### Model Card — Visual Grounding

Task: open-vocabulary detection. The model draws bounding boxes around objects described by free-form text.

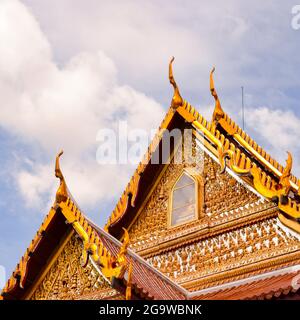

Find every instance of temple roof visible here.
[3,185,299,300]
[1,154,186,300]
[2,58,300,300]
[91,222,186,299]
[105,58,300,237]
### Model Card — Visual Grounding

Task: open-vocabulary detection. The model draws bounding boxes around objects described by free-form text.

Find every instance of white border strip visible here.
[276,218,300,241]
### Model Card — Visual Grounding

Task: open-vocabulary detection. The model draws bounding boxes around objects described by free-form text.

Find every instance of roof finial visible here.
[210,67,225,124]
[169,57,183,109]
[55,150,68,203]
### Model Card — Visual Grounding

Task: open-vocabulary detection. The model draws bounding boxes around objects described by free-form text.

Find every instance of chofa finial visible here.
[210,67,224,124]
[169,57,183,109]
[55,150,68,203]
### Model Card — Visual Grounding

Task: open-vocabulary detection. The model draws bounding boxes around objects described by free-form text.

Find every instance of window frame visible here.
[168,168,204,228]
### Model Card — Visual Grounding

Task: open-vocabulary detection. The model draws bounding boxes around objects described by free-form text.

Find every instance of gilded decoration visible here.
[2,152,132,297]
[55,152,130,281]
[105,61,300,236]
[30,235,110,300]
[169,57,183,109]
[146,217,300,289]
[128,137,261,251]
[3,61,300,301]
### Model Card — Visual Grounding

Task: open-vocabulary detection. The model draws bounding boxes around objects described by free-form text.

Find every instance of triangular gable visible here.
[127,142,277,257]
[105,58,300,238]
[28,232,113,300]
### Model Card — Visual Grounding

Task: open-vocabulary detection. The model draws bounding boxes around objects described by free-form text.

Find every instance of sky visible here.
[0,0,300,283]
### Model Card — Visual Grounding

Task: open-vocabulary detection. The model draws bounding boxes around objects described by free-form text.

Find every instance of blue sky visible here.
[0,0,300,281]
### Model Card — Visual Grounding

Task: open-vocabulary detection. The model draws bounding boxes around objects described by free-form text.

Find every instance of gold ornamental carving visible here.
[128,139,260,249]
[30,235,110,300]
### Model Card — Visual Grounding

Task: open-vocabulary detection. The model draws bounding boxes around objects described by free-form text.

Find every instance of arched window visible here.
[169,170,203,227]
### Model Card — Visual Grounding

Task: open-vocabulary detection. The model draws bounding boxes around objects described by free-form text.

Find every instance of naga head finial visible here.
[120,227,130,253]
[284,151,293,175]
[116,228,130,265]
[279,151,293,196]
[55,150,68,203]
[210,67,224,124]
[169,56,183,109]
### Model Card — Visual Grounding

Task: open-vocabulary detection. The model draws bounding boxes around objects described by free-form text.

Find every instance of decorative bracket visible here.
[278,151,292,196]
[250,152,293,201]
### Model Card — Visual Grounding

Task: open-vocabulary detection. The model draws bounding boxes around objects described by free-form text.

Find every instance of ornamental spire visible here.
[169,57,183,109]
[55,150,68,203]
[210,67,225,124]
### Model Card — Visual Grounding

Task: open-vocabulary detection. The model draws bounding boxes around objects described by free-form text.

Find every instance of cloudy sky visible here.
[0,0,300,281]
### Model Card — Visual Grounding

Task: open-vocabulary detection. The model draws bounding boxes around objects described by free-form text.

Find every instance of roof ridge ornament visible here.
[169,57,183,109]
[117,228,130,266]
[210,67,225,124]
[60,199,130,280]
[278,151,292,196]
[249,152,293,204]
[55,150,68,203]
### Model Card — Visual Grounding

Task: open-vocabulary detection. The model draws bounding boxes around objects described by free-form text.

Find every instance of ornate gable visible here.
[29,233,112,300]
[128,138,270,256]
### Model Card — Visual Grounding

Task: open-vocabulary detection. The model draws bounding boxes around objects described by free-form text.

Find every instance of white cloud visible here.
[247,106,300,175]
[0,0,164,213]
[17,164,54,209]
[247,107,300,150]
[20,0,300,99]
[1,0,300,216]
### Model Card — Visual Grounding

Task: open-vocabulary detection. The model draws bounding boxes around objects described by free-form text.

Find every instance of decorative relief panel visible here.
[30,234,110,300]
[146,217,300,287]
[128,140,261,250]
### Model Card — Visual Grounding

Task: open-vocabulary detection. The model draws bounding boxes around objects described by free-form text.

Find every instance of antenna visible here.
[241,86,245,130]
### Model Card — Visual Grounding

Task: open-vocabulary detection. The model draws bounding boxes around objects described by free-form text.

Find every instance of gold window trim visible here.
[168,168,204,228]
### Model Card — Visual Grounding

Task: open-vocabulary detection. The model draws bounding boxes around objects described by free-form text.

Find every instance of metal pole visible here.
[241,86,245,130]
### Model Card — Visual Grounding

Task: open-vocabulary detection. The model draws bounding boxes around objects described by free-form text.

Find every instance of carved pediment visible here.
[128,138,272,254]
[29,234,111,300]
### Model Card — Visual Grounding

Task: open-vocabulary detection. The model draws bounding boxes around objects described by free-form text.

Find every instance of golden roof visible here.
[2,58,300,299]
[105,57,300,235]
